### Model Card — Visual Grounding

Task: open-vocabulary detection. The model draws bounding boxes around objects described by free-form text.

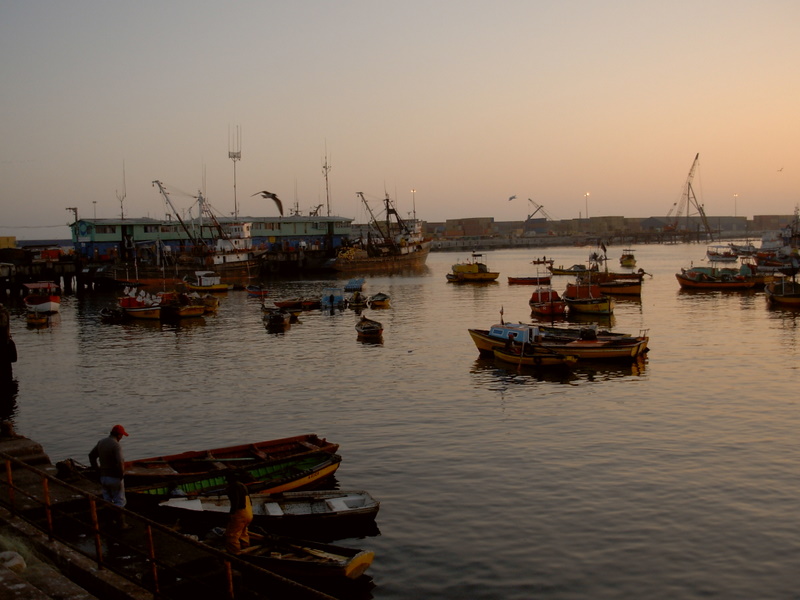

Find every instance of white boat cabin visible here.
[488,322,542,344]
[193,271,222,286]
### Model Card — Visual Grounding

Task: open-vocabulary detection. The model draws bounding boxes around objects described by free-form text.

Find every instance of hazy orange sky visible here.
[2,2,798,239]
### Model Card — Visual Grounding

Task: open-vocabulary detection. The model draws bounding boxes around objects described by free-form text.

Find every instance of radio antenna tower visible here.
[229,125,242,220]
[116,162,127,219]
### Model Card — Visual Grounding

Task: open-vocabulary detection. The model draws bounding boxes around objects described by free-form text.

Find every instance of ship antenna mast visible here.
[322,142,332,217]
[228,125,242,220]
[116,161,127,220]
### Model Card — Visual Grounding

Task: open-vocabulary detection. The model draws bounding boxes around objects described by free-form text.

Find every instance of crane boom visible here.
[665,153,713,239]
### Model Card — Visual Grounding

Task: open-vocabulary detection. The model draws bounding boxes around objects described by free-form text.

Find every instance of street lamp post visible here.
[410,188,416,221]
[733,194,738,218]
[584,192,590,230]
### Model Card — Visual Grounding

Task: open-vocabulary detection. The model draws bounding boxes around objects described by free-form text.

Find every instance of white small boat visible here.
[23,282,61,313]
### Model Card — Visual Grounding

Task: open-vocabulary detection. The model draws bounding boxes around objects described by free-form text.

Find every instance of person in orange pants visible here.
[224,472,253,554]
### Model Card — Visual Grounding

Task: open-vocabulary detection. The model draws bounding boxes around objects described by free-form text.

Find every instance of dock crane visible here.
[664,153,714,240]
[526,198,553,221]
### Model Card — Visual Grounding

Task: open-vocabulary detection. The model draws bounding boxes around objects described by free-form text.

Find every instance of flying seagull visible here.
[252,190,283,216]
[508,195,517,201]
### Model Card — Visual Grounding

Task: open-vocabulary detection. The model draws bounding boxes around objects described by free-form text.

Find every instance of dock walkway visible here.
[0,433,338,600]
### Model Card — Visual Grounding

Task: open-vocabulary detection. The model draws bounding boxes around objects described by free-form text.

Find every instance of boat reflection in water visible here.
[470,355,647,387]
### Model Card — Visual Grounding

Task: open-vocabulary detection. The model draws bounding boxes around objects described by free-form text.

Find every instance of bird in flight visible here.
[778,167,784,172]
[252,190,283,216]
[508,195,517,201]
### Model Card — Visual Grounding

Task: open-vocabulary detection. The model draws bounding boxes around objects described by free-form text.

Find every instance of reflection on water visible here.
[6,244,800,600]
[471,354,648,387]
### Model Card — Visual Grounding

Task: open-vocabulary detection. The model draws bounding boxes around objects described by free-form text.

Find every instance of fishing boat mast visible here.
[229,125,242,221]
[152,180,206,249]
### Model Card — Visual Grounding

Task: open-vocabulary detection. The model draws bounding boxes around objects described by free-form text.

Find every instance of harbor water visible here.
[3,243,800,599]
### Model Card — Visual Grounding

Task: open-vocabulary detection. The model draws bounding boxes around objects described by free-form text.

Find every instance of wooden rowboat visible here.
[127,452,342,499]
[124,434,339,482]
[241,531,374,580]
[245,284,270,298]
[355,316,383,338]
[468,322,649,361]
[159,489,380,533]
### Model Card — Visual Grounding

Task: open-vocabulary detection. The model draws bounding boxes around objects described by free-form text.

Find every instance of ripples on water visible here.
[5,243,800,599]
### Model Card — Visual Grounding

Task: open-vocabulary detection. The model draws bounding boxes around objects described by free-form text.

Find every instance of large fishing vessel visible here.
[325,192,430,272]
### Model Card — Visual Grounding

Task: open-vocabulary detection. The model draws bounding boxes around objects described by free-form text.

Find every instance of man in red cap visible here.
[89,424,130,528]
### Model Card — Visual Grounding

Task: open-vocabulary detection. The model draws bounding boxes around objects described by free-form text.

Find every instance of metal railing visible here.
[0,452,335,600]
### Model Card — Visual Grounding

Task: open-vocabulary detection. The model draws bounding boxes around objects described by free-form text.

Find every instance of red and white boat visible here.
[23,282,61,313]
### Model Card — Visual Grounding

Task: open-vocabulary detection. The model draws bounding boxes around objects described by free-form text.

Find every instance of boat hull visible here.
[24,298,60,313]
[563,296,615,314]
[446,272,500,282]
[597,281,642,296]
[508,276,552,285]
[765,280,800,305]
[493,347,578,367]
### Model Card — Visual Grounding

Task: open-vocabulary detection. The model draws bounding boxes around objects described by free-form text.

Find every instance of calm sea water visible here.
[4,243,800,600]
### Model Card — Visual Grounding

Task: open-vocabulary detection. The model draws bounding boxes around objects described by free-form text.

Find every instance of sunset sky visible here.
[2,1,799,240]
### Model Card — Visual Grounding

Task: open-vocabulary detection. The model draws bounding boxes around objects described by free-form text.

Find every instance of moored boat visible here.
[675,267,756,290]
[23,282,61,313]
[158,291,206,320]
[529,286,567,317]
[326,192,430,272]
[531,256,555,266]
[468,321,649,361]
[182,271,231,292]
[343,278,365,292]
[706,245,739,263]
[447,253,500,282]
[262,307,292,330]
[355,316,383,338]
[729,241,756,257]
[348,290,368,308]
[597,279,642,296]
[127,451,342,499]
[619,249,636,268]
[562,283,615,315]
[765,278,800,306]
[367,292,391,308]
[245,284,270,298]
[239,531,375,580]
[118,294,161,320]
[273,298,305,310]
[548,264,595,276]
[320,287,346,309]
[159,489,380,533]
[123,434,339,483]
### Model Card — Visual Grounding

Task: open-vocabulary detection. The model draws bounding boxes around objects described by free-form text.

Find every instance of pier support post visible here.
[0,304,15,382]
